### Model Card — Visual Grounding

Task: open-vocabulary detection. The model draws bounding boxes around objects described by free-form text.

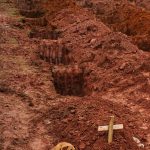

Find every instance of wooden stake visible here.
[108,116,114,144]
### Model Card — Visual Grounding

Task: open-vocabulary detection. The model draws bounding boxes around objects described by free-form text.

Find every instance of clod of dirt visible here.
[0,84,14,94]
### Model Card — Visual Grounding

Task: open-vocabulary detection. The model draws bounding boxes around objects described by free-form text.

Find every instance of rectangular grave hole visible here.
[16,0,40,10]
[19,9,45,18]
[21,17,48,27]
[29,26,61,40]
[52,66,85,96]
[39,40,73,65]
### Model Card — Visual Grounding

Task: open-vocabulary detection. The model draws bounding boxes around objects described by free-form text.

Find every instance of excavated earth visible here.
[76,0,150,52]
[0,0,150,150]
[133,0,150,10]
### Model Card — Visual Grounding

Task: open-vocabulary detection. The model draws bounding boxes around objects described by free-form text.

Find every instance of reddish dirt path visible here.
[0,0,150,150]
[0,1,56,149]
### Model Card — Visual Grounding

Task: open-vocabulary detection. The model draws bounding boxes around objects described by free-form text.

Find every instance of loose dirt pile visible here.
[133,0,150,10]
[0,0,150,150]
[76,0,150,51]
[42,97,142,150]
[40,1,150,97]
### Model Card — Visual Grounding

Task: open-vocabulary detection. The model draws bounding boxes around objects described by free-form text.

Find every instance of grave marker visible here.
[98,116,123,143]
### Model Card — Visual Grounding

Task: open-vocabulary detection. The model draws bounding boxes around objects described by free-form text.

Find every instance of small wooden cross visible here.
[98,116,123,144]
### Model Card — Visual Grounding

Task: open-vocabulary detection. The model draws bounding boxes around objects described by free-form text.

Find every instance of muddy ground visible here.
[0,0,150,150]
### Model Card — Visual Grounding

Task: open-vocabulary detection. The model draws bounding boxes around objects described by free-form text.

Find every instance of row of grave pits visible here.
[39,39,86,96]
[19,0,86,97]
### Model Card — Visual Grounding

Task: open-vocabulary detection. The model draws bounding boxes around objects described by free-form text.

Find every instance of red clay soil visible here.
[76,0,150,51]
[0,0,150,150]
[133,0,150,10]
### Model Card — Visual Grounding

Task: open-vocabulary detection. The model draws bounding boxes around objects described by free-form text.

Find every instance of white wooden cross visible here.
[98,116,124,144]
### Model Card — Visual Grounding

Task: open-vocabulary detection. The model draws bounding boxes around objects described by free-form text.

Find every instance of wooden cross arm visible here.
[98,124,123,132]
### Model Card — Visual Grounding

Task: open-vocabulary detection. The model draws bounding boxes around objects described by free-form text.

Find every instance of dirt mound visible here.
[46,6,149,96]
[76,0,150,51]
[40,97,142,150]
[134,0,150,10]
[41,0,76,15]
